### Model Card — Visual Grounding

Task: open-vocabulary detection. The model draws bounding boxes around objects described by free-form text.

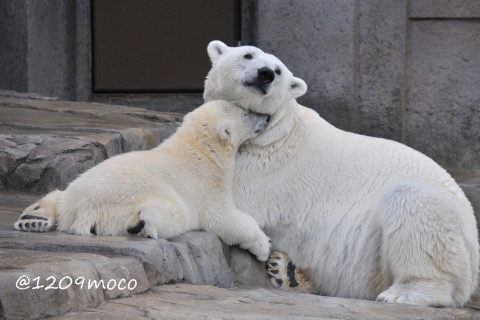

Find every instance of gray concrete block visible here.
[409,0,480,18]
[0,0,28,92]
[26,0,75,99]
[461,183,480,229]
[256,0,357,131]
[405,20,480,178]
[357,0,407,141]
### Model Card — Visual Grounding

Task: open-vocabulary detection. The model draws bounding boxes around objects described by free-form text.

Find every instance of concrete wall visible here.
[0,0,90,101]
[254,0,480,180]
[0,0,478,180]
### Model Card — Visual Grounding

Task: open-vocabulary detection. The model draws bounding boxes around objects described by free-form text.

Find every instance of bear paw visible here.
[240,232,271,262]
[14,214,53,232]
[376,283,454,307]
[14,200,57,232]
[126,211,158,239]
[267,251,313,293]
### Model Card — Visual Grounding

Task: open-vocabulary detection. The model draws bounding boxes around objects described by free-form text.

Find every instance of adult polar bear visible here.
[204,40,479,307]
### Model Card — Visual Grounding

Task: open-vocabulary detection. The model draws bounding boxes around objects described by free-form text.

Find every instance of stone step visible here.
[51,284,480,320]
[0,90,182,193]
[0,191,270,320]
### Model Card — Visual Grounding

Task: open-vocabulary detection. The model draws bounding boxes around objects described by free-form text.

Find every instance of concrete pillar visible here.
[0,0,90,100]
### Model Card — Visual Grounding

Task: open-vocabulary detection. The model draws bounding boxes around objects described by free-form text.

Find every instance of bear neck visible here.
[242,100,299,150]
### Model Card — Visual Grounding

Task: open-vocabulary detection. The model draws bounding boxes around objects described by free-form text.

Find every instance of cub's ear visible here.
[216,121,233,141]
[207,40,230,64]
[290,76,308,98]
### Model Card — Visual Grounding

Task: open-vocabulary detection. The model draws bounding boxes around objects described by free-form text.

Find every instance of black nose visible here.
[257,67,275,84]
[266,115,271,123]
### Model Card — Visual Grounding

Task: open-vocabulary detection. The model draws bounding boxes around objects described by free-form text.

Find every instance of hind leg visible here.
[267,251,314,293]
[126,196,192,239]
[14,190,62,232]
[375,180,478,307]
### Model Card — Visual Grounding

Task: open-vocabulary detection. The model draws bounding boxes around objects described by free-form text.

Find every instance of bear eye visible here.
[275,68,282,75]
[243,53,253,60]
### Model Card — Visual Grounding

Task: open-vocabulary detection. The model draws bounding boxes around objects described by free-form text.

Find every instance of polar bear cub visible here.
[204,40,479,307]
[14,100,271,261]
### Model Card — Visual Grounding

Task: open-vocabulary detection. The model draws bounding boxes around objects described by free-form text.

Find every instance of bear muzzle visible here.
[244,67,275,95]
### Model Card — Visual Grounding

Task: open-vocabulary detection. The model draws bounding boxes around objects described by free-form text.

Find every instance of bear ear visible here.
[289,76,308,98]
[216,121,233,141]
[207,40,230,64]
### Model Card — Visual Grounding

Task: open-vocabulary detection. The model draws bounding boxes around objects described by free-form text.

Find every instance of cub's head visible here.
[204,40,307,117]
[183,100,270,152]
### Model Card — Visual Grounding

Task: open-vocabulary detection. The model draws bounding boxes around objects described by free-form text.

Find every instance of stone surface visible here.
[0,190,270,319]
[462,183,480,225]
[257,0,357,132]
[357,0,406,141]
[52,284,480,320]
[0,0,91,100]
[405,19,480,178]
[0,0,28,93]
[91,93,203,114]
[0,93,181,192]
[254,0,480,182]
[409,0,480,18]
[0,249,150,320]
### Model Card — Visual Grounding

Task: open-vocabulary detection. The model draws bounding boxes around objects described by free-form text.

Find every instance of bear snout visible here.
[244,67,275,95]
[257,67,275,84]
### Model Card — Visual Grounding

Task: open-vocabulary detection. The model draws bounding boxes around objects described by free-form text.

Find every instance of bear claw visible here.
[14,217,51,232]
[127,220,146,235]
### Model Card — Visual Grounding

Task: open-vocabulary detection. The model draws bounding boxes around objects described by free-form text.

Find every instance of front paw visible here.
[14,202,55,232]
[126,211,158,239]
[241,232,271,261]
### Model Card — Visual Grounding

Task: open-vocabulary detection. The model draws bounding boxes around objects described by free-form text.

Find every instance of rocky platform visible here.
[1,91,480,319]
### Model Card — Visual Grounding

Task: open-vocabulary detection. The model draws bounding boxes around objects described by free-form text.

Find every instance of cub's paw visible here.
[267,251,313,293]
[14,203,55,232]
[126,211,158,239]
[241,232,271,261]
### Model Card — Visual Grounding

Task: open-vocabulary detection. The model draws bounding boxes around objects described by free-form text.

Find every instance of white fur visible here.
[204,41,479,306]
[14,100,271,261]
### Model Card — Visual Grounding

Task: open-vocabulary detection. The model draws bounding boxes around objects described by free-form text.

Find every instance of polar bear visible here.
[204,40,479,306]
[14,100,272,261]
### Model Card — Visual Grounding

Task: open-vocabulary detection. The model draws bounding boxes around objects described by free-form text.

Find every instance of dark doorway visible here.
[92,0,240,93]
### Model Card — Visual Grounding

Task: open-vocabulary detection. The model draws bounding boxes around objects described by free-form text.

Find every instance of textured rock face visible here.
[0,93,181,192]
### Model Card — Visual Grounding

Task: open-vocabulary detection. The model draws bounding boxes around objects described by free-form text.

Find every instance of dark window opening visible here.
[92,0,241,93]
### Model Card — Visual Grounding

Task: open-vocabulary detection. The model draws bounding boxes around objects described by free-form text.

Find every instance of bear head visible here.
[183,100,270,152]
[204,40,307,118]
